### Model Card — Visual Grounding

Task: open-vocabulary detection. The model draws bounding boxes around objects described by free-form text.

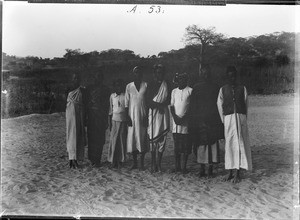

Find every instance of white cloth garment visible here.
[125,81,148,153]
[109,92,127,122]
[217,86,252,170]
[66,87,86,160]
[170,86,193,134]
[148,80,170,142]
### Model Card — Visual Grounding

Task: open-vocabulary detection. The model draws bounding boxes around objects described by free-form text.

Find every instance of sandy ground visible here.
[1,94,298,219]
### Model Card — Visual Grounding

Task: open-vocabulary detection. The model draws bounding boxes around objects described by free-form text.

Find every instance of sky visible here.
[3,2,300,59]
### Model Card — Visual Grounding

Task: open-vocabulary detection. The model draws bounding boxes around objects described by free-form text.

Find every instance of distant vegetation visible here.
[2,26,298,118]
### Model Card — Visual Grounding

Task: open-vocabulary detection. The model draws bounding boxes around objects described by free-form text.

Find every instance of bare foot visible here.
[231,175,241,184]
[157,166,162,173]
[69,160,78,169]
[231,170,241,184]
[224,173,233,181]
[130,163,138,170]
[199,171,206,178]
[175,167,181,173]
[199,164,206,177]
[182,168,189,174]
[74,160,79,169]
[151,165,159,173]
[139,165,146,171]
[92,162,101,168]
[117,162,121,170]
[207,166,213,178]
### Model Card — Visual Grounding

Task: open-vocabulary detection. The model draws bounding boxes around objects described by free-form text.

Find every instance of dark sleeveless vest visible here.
[221,84,247,116]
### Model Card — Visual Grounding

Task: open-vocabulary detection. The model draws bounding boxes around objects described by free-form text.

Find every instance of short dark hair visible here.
[153,64,165,72]
[200,64,212,81]
[226,66,237,74]
[72,72,82,81]
[113,78,124,87]
[113,78,125,92]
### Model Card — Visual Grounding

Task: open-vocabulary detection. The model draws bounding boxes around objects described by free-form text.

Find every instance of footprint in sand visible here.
[249,184,256,190]
[105,188,115,197]
[102,189,116,201]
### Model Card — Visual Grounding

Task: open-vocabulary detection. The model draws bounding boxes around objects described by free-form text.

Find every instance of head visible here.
[176,73,188,89]
[226,66,237,85]
[71,73,81,88]
[132,66,143,82]
[94,72,104,85]
[199,65,211,82]
[153,64,165,83]
[114,79,125,95]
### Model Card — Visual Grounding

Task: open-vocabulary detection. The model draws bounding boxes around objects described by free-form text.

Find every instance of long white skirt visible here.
[224,113,252,170]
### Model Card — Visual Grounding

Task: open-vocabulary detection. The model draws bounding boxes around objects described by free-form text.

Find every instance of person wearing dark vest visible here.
[86,71,111,167]
[217,66,252,183]
[189,65,224,177]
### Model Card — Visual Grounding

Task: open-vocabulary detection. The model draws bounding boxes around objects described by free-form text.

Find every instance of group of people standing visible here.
[66,64,252,183]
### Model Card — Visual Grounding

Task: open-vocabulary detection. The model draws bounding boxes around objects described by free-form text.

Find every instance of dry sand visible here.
[1,94,298,219]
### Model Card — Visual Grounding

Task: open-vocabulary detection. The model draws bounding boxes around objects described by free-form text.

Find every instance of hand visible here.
[127,117,133,127]
[158,106,165,114]
[104,120,109,130]
[174,115,182,125]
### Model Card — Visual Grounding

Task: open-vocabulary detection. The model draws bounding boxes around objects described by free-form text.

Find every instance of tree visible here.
[63,49,84,67]
[183,25,225,73]
[275,54,290,66]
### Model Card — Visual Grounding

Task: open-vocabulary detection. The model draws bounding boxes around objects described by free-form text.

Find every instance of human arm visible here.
[82,87,88,127]
[124,84,132,127]
[170,89,181,125]
[108,94,113,131]
[244,86,248,117]
[217,88,224,123]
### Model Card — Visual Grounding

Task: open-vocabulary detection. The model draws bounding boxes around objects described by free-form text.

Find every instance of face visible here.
[115,82,122,94]
[133,68,142,81]
[227,71,237,84]
[72,74,80,88]
[199,68,208,80]
[154,67,164,82]
[177,76,187,88]
[94,73,103,85]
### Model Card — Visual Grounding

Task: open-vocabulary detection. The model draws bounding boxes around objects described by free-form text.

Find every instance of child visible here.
[217,66,252,183]
[66,73,87,169]
[107,79,127,169]
[170,73,193,174]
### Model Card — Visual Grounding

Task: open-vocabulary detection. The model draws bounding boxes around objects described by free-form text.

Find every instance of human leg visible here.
[130,151,138,170]
[157,151,163,172]
[151,150,157,173]
[231,169,241,183]
[224,169,234,181]
[182,153,189,174]
[140,152,146,171]
[199,164,205,177]
[208,164,213,177]
[173,133,181,172]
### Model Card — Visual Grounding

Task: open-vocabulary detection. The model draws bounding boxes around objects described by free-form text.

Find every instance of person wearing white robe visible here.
[217,66,252,183]
[66,73,86,169]
[147,64,170,173]
[125,66,148,170]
